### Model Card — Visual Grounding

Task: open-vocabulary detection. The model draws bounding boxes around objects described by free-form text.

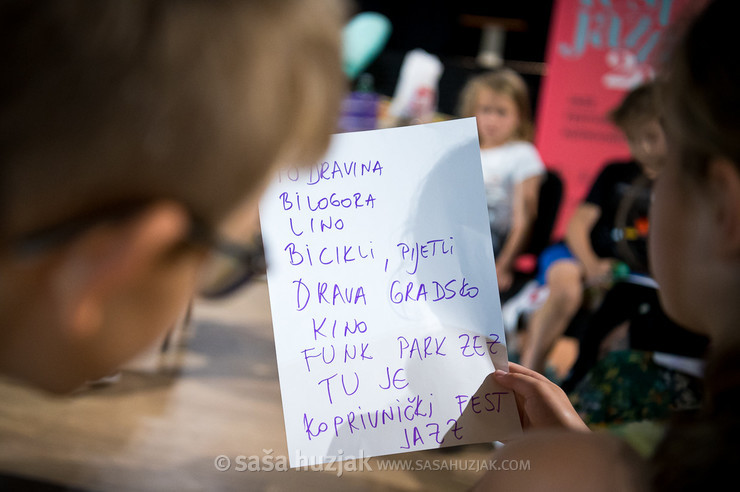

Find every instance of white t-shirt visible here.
[480,141,545,250]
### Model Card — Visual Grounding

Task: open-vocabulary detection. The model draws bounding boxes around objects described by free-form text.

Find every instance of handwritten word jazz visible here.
[400,421,451,449]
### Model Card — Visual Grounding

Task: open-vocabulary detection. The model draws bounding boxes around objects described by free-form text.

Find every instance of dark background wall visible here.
[354,0,555,116]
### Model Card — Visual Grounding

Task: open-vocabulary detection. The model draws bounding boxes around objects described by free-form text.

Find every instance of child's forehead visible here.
[622,117,662,136]
[477,86,513,102]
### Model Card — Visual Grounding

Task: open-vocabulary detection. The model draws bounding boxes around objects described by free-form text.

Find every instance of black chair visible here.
[500,169,563,303]
[525,169,563,259]
[561,278,710,393]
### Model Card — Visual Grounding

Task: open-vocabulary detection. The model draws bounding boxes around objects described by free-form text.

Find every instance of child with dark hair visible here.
[520,81,669,374]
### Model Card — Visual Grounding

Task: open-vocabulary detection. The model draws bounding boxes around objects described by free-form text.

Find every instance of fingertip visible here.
[493,370,518,391]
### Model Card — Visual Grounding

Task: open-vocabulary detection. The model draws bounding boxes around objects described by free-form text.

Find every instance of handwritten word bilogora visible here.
[263,121,519,460]
[277,160,382,240]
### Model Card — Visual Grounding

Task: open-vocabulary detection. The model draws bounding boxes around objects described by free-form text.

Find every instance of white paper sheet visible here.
[259,118,522,467]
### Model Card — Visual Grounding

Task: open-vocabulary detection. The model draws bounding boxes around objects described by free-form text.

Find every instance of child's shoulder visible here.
[473,430,649,492]
[505,140,538,152]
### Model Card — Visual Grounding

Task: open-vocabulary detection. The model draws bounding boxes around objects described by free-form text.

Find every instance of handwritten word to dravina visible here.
[259,119,522,467]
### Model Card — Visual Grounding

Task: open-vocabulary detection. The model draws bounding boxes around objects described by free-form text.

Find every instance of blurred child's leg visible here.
[521,259,583,374]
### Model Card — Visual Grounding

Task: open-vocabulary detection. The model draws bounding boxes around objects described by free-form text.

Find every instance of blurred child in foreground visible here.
[0,0,345,393]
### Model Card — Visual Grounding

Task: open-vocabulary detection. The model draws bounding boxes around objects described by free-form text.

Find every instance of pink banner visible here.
[534,0,702,238]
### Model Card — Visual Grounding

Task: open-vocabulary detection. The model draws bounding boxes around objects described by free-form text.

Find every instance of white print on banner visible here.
[558,0,676,90]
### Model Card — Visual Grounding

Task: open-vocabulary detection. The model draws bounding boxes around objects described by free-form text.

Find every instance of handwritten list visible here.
[259,118,522,467]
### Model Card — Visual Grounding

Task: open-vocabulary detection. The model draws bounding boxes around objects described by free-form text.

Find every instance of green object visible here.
[342,12,392,79]
[612,261,630,281]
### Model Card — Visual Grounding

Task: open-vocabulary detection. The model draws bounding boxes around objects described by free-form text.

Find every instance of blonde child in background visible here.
[458,69,545,293]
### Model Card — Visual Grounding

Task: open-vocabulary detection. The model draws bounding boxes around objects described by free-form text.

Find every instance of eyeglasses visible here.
[9,205,265,299]
[190,222,266,299]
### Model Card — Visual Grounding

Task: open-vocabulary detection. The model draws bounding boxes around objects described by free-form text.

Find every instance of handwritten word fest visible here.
[259,118,522,467]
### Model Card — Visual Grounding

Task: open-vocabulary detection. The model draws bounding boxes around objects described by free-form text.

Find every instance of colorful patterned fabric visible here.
[569,350,703,426]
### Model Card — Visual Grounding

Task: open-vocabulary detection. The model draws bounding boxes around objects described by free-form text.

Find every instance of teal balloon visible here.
[343,12,392,79]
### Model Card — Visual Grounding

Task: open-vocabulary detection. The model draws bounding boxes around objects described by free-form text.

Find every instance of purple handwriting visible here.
[459,333,501,357]
[279,191,376,213]
[396,237,454,275]
[288,216,344,236]
[389,277,479,304]
[278,160,383,185]
[293,279,367,311]
[398,336,447,360]
[284,242,374,267]
[302,394,433,441]
[455,392,508,415]
[301,343,373,372]
[310,317,368,341]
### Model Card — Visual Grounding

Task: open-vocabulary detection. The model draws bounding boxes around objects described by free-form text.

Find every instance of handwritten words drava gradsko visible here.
[263,119,516,462]
[269,156,499,451]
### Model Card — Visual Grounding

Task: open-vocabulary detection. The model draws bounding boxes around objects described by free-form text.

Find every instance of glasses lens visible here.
[196,237,265,299]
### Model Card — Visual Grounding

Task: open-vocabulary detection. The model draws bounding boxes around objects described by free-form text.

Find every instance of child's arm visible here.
[495,174,541,291]
[565,203,614,285]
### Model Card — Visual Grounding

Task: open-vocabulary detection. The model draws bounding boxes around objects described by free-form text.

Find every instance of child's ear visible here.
[707,157,740,257]
[49,202,191,340]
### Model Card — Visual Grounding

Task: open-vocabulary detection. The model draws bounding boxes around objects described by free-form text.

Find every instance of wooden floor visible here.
[0,280,498,491]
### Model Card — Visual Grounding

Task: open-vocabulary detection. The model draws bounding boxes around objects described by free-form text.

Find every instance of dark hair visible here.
[609,82,660,131]
[0,0,345,242]
[651,1,740,489]
[659,0,740,180]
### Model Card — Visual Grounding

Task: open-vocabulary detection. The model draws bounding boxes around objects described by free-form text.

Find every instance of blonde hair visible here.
[0,0,346,240]
[457,68,534,142]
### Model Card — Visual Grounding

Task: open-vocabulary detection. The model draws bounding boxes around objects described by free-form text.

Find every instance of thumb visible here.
[493,370,542,399]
